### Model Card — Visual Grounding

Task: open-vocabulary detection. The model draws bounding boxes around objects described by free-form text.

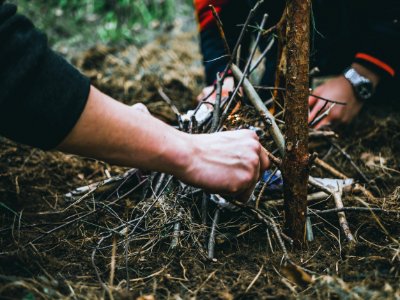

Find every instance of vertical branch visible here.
[282,0,310,246]
[211,73,222,132]
[273,14,287,114]
[208,208,220,260]
[209,5,231,57]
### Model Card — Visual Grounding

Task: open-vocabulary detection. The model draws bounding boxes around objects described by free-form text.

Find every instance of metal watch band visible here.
[343,67,374,101]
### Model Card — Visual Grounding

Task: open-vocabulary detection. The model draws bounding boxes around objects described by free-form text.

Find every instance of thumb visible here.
[308,94,318,107]
[260,147,271,172]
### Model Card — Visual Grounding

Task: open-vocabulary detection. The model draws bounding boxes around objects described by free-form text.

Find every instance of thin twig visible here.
[231,64,285,155]
[264,191,330,206]
[309,93,347,105]
[232,200,291,259]
[171,209,183,249]
[220,14,269,126]
[263,148,282,166]
[201,193,209,225]
[209,5,231,57]
[310,207,399,215]
[208,209,220,260]
[245,264,264,293]
[308,177,355,242]
[255,168,278,209]
[331,141,369,183]
[249,36,275,75]
[314,157,348,179]
[158,88,181,116]
[211,73,223,132]
[309,103,336,127]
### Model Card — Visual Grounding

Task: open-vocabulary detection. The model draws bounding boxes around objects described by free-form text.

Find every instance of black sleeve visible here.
[352,0,400,79]
[0,3,90,150]
[195,1,285,85]
[195,1,251,85]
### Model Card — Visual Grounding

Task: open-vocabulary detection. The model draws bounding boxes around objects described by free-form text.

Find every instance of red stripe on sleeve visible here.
[194,0,229,30]
[355,53,395,77]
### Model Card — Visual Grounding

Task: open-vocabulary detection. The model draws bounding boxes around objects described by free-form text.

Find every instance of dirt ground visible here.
[1,25,400,300]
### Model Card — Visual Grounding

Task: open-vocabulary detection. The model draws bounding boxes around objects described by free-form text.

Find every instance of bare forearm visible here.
[57,86,269,200]
[57,86,190,174]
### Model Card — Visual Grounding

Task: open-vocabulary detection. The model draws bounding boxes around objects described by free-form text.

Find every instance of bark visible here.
[282,0,310,247]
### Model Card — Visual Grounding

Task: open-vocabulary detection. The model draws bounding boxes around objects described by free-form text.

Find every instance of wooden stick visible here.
[231,64,285,155]
[314,158,348,179]
[201,193,209,225]
[209,5,231,57]
[263,148,282,166]
[283,0,311,246]
[158,87,181,116]
[171,210,182,249]
[232,200,292,259]
[310,207,399,215]
[309,130,338,139]
[208,209,220,260]
[211,73,222,132]
[249,37,275,75]
[219,14,270,129]
[313,158,376,201]
[263,191,330,206]
[308,177,355,242]
[333,188,355,242]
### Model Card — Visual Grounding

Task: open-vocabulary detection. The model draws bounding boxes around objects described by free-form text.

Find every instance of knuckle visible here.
[241,172,254,186]
[250,131,259,140]
[253,142,261,154]
[228,183,240,194]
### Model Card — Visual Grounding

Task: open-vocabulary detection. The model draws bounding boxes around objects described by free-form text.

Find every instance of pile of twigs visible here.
[22,0,397,293]
[57,4,398,282]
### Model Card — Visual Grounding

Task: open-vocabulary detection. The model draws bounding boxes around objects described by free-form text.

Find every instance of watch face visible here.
[356,82,373,100]
[344,68,374,101]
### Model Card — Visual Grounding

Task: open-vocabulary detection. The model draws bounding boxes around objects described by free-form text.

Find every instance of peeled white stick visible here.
[231,64,285,155]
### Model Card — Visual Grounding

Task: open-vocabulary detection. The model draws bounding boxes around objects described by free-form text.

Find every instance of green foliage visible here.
[14,0,193,45]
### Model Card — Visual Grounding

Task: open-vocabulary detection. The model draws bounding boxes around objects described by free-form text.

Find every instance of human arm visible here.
[58,86,270,199]
[0,3,269,200]
[308,63,380,128]
[308,1,399,128]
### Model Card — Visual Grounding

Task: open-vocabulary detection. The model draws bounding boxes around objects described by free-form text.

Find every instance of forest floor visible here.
[1,6,400,300]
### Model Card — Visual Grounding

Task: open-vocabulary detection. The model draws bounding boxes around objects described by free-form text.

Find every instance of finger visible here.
[308,100,326,123]
[308,95,318,107]
[238,156,261,203]
[198,86,215,103]
[237,175,258,203]
[197,91,205,102]
[131,103,150,114]
[221,87,231,98]
[260,147,271,172]
[314,117,330,129]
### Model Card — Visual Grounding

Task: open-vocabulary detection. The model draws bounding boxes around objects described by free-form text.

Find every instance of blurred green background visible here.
[8,0,194,50]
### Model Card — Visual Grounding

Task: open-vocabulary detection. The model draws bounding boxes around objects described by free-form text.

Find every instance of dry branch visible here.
[308,176,355,242]
[231,64,285,154]
[282,0,310,246]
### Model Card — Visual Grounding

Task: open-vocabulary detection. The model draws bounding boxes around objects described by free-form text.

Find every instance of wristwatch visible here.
[343,67,374,101]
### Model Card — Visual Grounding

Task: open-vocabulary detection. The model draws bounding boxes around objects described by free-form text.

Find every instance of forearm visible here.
[57,86,190,175]
[57,86,269,199]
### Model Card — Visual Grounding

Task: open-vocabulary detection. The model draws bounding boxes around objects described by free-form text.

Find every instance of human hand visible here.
[177,130,270,202]
[197,76,235,104]
[308,76,363,128]
[131,102,150,114]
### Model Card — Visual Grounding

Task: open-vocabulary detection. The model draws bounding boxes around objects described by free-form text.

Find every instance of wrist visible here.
[160,130,195,179]
[343,64,379,102]
[351,63,380,89]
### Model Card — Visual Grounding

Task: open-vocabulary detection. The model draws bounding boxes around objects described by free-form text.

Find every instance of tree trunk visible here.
[282,0,310,247]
